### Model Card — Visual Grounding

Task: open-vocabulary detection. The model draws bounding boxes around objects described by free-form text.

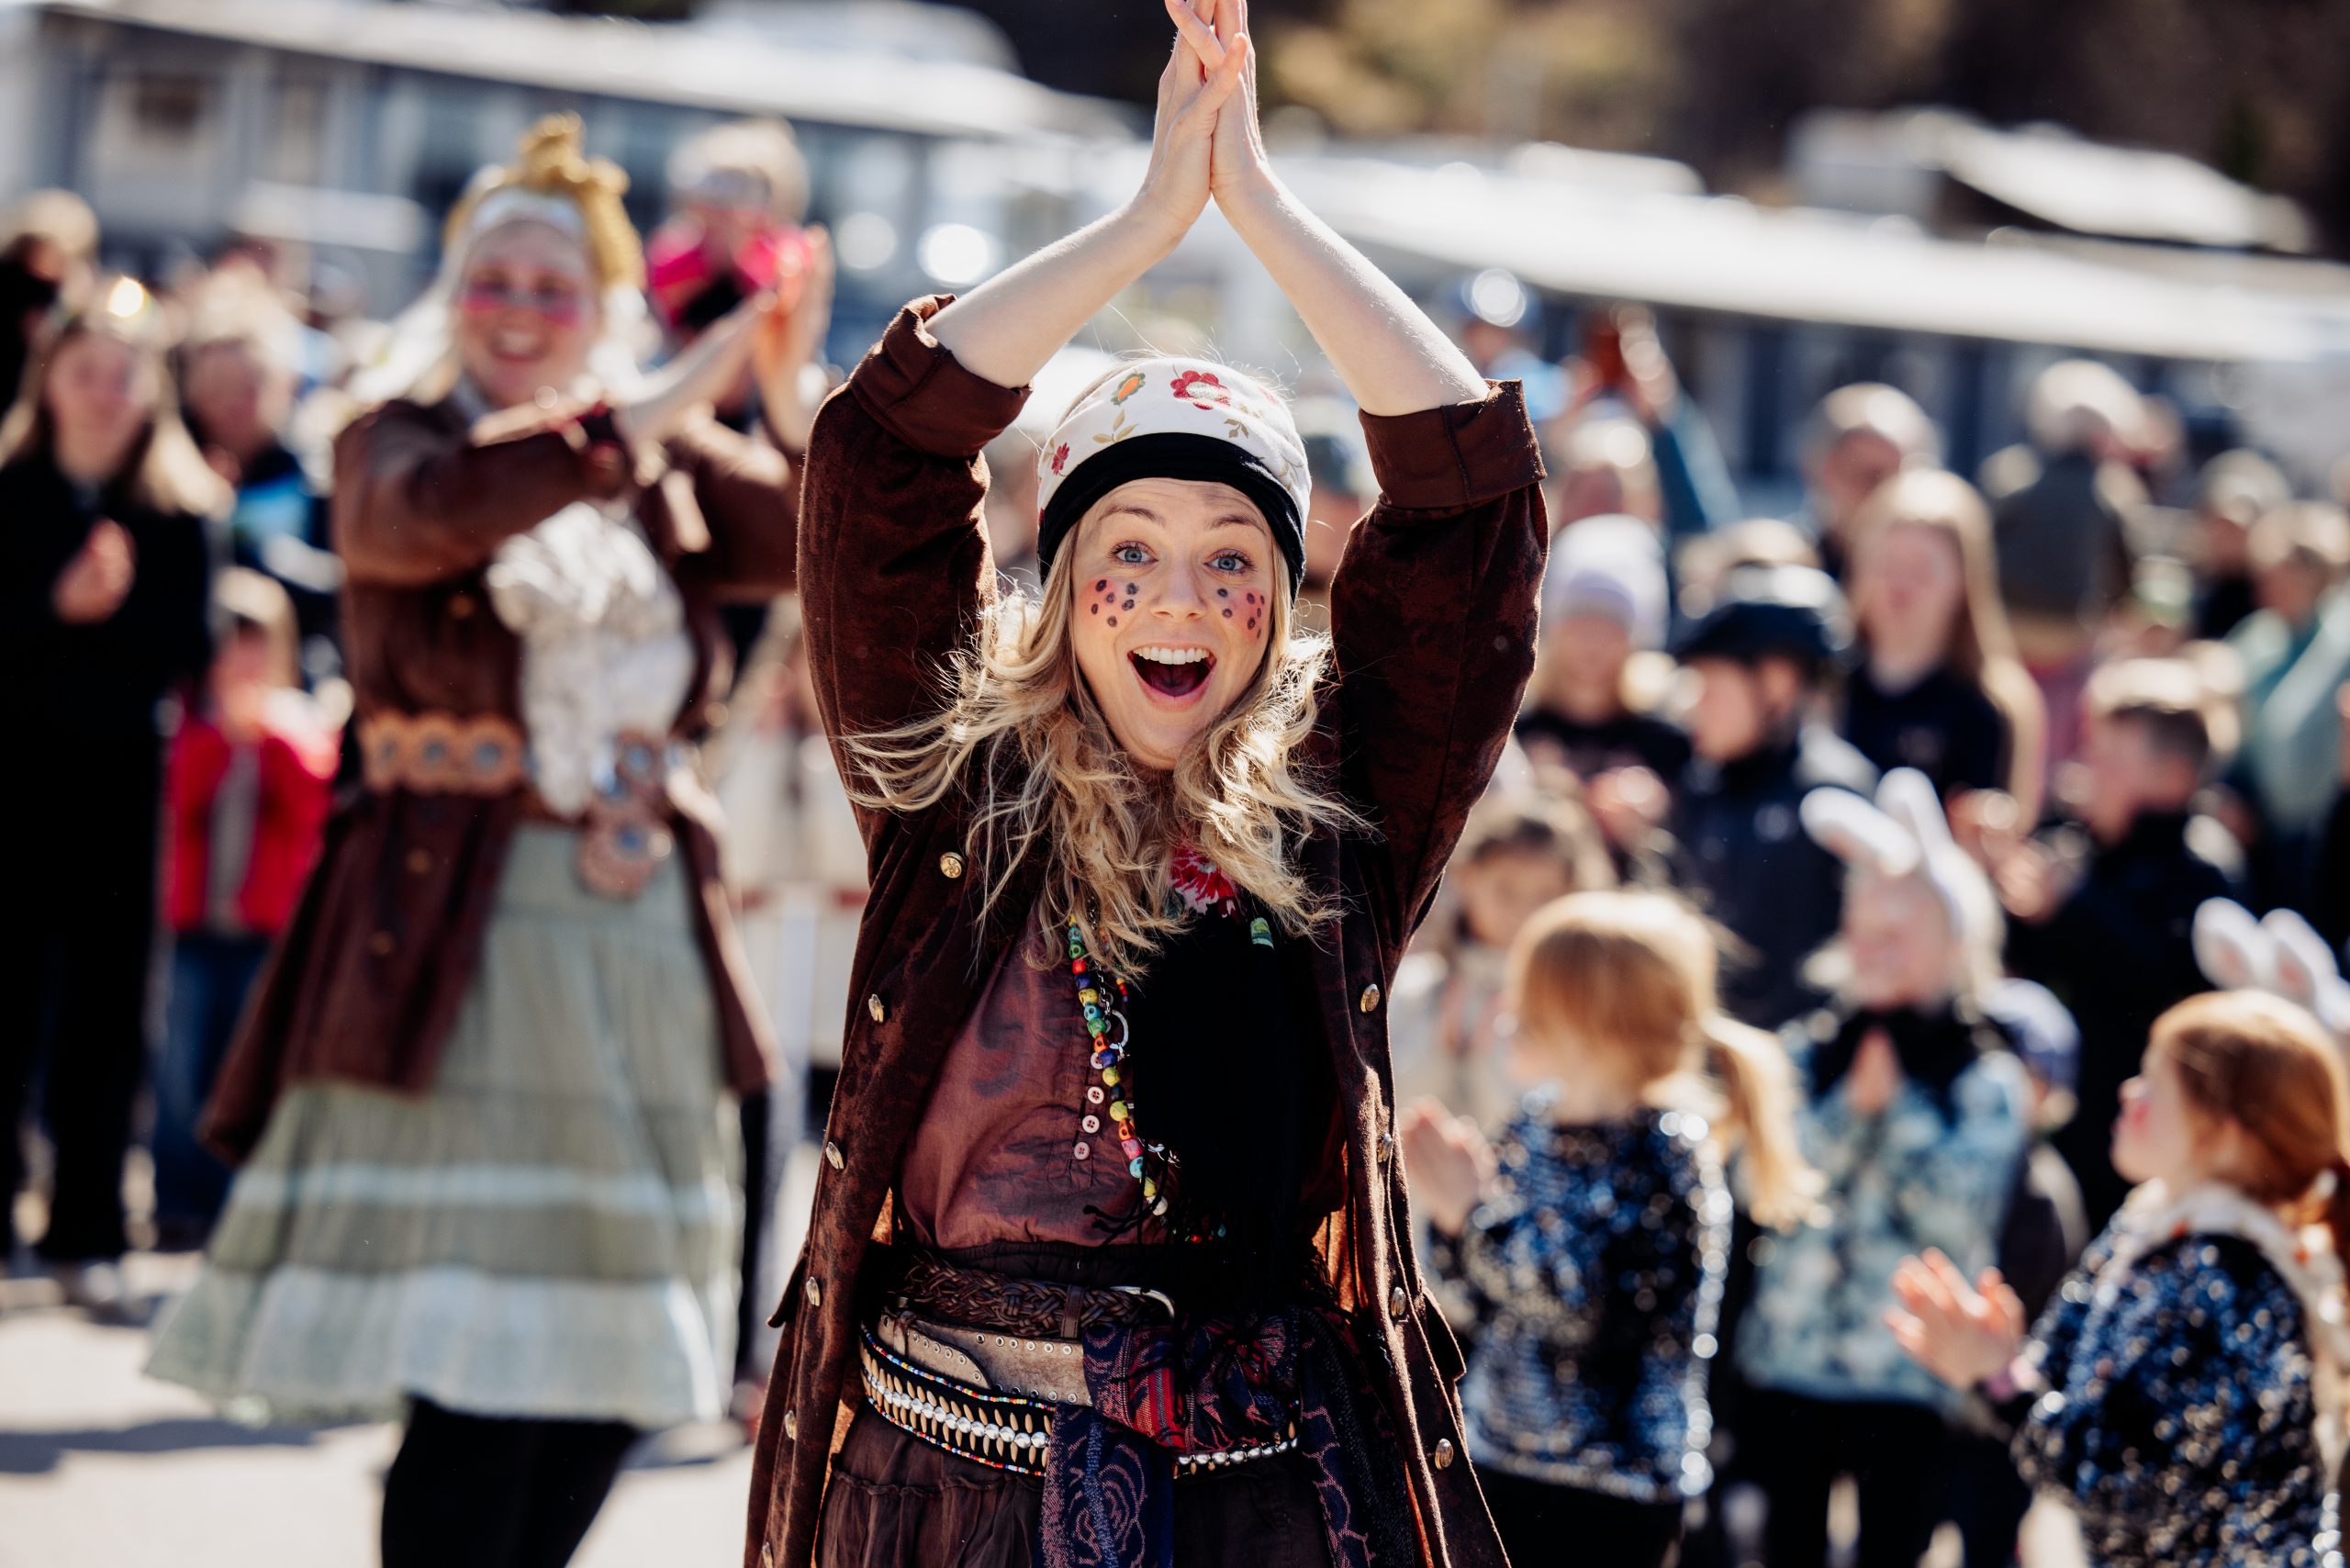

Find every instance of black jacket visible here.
[1668,723,1876,1028]
[0,454,216,741]
[2008,812,2235,1226]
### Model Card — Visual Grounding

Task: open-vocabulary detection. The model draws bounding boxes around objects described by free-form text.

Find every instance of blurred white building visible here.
[0,0,1127,347]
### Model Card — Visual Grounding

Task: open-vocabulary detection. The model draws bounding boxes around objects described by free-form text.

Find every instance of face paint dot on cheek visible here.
[1222,609,1233,619]
[1107,617,1117,627]
[1091,604,1100,614]
[1216,588,1229,599]
[1096,580,1107,591]
[1125,584,1137,596]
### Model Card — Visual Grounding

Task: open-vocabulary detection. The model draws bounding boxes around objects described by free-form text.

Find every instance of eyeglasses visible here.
[457,280,587,323]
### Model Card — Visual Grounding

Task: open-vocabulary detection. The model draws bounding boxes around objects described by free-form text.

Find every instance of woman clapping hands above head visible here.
[749,5,1546,1566]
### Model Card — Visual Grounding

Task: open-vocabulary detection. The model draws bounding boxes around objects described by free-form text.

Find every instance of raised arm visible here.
[1163,0,1542,942]
[925,8,1243,387]
[1174,0,1483,415]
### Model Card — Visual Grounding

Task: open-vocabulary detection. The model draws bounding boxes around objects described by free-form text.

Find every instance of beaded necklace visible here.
[1065,921,1172,1219]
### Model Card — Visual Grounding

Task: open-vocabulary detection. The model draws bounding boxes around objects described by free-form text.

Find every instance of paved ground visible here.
[0,1151,818,1568]
[0,1259,752,1568]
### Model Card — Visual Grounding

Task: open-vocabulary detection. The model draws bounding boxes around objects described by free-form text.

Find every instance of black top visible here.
[2008,811,2235,1226]
[1669,725,1878,1029]
[1840,662,2008,797]
[1515,705,1692,782]
[2193,573,2257,642]
[0,454,216,740]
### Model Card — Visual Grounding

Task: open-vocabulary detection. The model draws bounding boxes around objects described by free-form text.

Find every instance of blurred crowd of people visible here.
[5,90,2350,1568]
[1387,293,2350,1564]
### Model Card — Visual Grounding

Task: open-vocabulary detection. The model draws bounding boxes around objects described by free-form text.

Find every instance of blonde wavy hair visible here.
[845,512,1368,978]
[1511,890,1819,1230]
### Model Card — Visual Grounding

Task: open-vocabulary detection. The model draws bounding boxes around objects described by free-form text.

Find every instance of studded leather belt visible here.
[858,1318,1301,1479]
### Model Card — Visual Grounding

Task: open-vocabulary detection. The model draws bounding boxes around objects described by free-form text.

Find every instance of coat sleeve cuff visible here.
[1360,380,1546,512]
[846,295,1032,460]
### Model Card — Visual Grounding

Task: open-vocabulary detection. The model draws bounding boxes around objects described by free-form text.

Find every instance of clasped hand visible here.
[1134,0,1273,238]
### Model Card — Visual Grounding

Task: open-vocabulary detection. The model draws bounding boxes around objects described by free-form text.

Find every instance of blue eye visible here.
[1113,543,1150,566]
[1211,552,1252,573]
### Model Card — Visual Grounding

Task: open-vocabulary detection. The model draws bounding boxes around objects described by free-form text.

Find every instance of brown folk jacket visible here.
[745,299,1548,1568]
[204,393,800,1159]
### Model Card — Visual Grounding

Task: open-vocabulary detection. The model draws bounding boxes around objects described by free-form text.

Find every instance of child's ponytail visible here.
[1703,1014,1820,1233]
[2321,1156,2350,1280]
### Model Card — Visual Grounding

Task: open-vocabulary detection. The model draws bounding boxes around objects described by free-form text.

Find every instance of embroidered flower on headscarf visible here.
[1169,370,1229,409]
[1049,442,1070,476]
[1110,371,1148,406]
[1169,844,1241,918]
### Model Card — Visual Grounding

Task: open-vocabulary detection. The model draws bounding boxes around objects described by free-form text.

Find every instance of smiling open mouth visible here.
[1131,646,1214,699]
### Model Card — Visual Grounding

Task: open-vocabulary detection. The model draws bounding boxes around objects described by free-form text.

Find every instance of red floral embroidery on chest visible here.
[1169,844,1241,919]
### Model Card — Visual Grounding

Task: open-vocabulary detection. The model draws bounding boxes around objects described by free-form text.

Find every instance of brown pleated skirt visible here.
[815,1403,1336,1568]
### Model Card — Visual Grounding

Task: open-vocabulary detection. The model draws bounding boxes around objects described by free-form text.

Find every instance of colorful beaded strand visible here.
[1067,922,1170,1218]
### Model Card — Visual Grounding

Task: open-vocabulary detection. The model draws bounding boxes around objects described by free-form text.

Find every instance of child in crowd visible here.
[1891,991,2350,1568]
[1734,769,2031,1568]
[1840,468,2044,819]
[2225,500,2350,913]
[1953,976,2091,1568]
[1516,514,1689,785]
[1667,563,1878,1027]
[1392,791,1615,1130]
[1798,381,1938,578]
[2188,450,2291,641]
[1403,890,1815,1568]
[1968,658,2239,1226]
[153,568,338,1247]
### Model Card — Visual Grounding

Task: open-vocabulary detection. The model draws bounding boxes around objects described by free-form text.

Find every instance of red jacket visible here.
[165,711,338,936]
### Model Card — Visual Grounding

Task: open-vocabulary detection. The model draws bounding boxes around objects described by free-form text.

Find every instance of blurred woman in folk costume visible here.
[149,115,825,1568]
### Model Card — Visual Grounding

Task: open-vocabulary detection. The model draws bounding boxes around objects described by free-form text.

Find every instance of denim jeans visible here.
[151,931,270,1241]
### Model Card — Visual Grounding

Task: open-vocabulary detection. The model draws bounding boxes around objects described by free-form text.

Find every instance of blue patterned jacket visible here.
[2015,1185,2347,1568]
[1737,1005,2030,1411]
[1430,1091,1731,1500]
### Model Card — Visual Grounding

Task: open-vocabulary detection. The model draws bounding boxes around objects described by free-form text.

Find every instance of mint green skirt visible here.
[148,827,740,1429]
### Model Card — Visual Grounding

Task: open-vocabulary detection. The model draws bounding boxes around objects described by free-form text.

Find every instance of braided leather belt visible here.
[858,1324,1300,1480]
[893,1254,1174,1338]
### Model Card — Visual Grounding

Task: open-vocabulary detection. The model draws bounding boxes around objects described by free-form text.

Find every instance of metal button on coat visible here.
[1432,1438,1456,1470]
[805,1277,822,1307]
[823,1140,844,1170]
[938,851,966,879]
[1377,1132,1398,1163]
[780,1410,797,1441]
[867,994,887,1024]
[1388,1284,1408,1319]
[1359,983,1382,1014]
[762,1542,778,1568]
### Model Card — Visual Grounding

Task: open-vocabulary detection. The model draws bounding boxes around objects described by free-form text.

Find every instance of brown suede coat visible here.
[746,299,1548,1568]
[203,394,799,1159]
